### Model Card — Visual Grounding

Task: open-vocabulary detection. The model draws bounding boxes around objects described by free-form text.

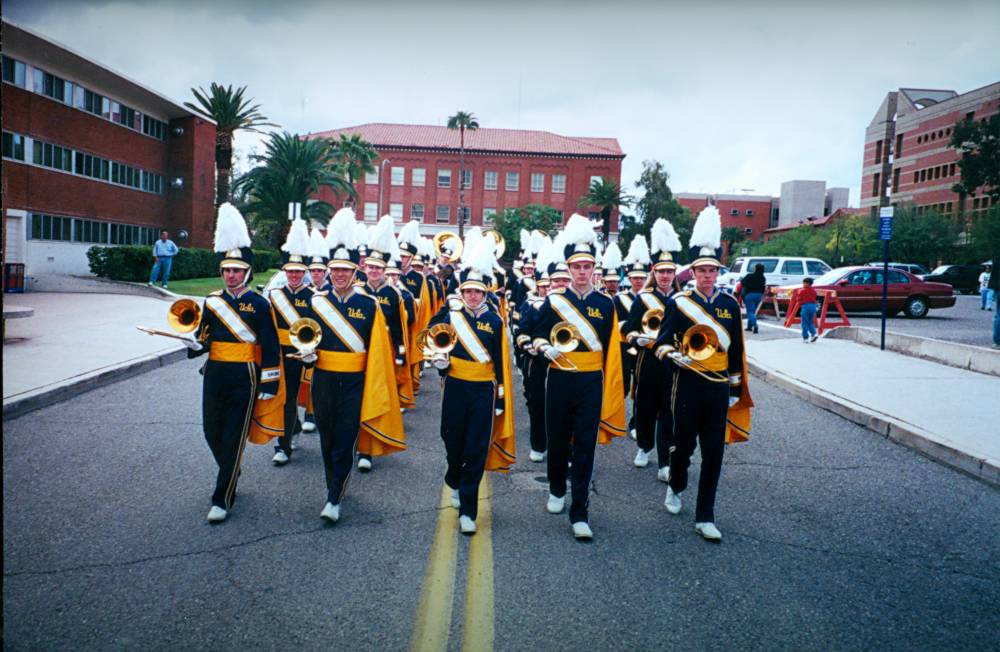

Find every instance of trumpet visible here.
[287,317,322,359]
[547,321,580,371]
[667,324,729,383]
[137,298,202,341]
[641,308,663,338]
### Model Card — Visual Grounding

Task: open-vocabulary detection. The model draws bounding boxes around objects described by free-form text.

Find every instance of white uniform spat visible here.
[397,219,422,255]
[214,202,252,254]
[650,218,682,257]
[281,217,311,258]
[326,207,358,251]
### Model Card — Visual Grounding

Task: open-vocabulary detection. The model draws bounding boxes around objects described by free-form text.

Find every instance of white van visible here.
[719,256,832,292]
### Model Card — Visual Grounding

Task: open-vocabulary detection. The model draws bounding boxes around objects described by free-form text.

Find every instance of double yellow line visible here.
[409,475,494,652]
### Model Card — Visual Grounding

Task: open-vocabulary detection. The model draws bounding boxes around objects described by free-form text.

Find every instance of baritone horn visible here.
[137,298,202,341]
[425,323,458,355]
[547,321,580,370]
[670,324,728,382]
[433,231,463,263]
[287,317,322,358]
[484,230,505,259]
[641,308,663,338]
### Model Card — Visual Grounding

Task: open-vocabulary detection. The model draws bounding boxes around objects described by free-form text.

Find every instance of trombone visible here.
[286,317,322,359]
[666,324,729,383]
[137,298,202,341]
[547,321,580,371]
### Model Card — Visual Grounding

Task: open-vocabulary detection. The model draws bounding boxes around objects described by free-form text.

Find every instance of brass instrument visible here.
[484,230,505,259]
[137,298,202,341]
[287,317,322,359]
[640,308,663,338]
[433,231,463,263]
[425,323,458,355]
[547,321,580,371]
[667,324,728,383]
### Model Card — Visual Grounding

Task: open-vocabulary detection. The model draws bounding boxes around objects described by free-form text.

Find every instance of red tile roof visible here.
[310,123,624,158]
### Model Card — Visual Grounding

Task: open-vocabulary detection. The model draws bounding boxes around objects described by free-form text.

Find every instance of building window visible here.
[895,133,904,158]
[458,206,470,225]
[552,174,566,193]
[364,168,379,185]
[874,140,883,164]
[872,172,881,197]
[913,171,919,184]
[436,205,450,224]
[411,203,425,219]
[531,173,545,192]
[29,213,159,245]
[483,208,497,224]
[588,211,601,221]
[1,56,27,87]
[745,209,754,216]
[1,131,26,160]
[460,169,472,190]
[389,203,404,219]
[744,228,753,235]
[892,168,901,194]
[412,168,426,187]
[589,175,603,188]
[391,166,405,186]
[949,163,956,176]
[484,170,498,190]
[506,172,519,191]
[438,169,452,188]
[364,202,378,220]
[729,208,739,216]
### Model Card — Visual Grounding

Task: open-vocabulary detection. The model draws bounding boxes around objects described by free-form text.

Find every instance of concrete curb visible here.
[3,347,188,420]
[748,358,1000,488]
[825,326,1000,377]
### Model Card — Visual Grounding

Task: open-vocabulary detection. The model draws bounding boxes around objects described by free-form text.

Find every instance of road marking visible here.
[409,485,459,652]
[462,474,494,652]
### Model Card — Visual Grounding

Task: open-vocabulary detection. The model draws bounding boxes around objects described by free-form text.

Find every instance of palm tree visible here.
[331,133,379,200]
[447,111,479,237]
[578,177,633,244]
[184,83,277,207]
[234,132,354,248]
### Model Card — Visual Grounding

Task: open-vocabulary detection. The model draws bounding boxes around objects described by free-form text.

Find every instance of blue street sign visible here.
[879,207,894,241]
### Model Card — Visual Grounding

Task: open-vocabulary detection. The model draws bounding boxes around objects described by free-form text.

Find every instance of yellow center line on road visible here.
[462,474,494,652]
[410,485,459,652]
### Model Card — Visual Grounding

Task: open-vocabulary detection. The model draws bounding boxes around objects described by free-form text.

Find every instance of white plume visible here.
[624,235,651,265]
[535,239,554,272]
[213,202,252,253]
[594,238,604,261]
[531,231,551,257]
[397,220,421,248]
[368,215,396,254]
[519,229,532,255]
[602,242,623,271]
[355,221,371,247]
[650,218,681,255]
[418,236,435,259]
[461,227,484,267]
[562,213,597,246]
[308,226,328,259]
[467,234,496,278]
[281,217,311,256]
[690,206,722,250]
[550,229,568,264]
[326,207,357,249]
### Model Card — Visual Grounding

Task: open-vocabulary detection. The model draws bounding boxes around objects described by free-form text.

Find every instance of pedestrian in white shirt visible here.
[980,263,993,311]
[149,230,180,288]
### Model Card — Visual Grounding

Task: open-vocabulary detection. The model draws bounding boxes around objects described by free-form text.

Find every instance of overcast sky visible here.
[7,0,1000,205]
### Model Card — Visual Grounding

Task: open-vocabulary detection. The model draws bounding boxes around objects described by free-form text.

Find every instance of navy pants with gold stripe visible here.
[524,356,548,454]
[545,369,602,524]
[669,371,728,523]
[276,354,304,456]
[202,361,257,509]
[634,350,674,468]
[440,376,494,520]
[312,370,364,505]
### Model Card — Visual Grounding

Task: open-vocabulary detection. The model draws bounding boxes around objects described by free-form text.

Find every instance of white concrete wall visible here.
[26,240,95,276]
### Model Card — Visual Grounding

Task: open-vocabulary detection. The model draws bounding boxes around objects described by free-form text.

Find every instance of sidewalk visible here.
[747,328,1000,486]
[3,293,186,418]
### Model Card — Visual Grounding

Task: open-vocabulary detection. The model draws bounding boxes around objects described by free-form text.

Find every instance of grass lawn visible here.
[167,269,280,297]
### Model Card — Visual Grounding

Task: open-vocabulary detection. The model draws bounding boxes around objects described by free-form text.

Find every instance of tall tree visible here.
[619,160,690,257]
[951,112,1000,205]
[493,204,562,261]
[234,132,354,248]
[578,177,633,245]
[721,226,747,263]
[447,111,479,238]
[331,133,379,200]
[184,83,277,207]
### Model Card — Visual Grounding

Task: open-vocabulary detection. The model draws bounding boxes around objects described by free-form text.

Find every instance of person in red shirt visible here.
[798,278,819,342]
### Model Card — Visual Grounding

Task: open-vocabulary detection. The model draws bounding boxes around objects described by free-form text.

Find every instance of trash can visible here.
[4,263,25,293]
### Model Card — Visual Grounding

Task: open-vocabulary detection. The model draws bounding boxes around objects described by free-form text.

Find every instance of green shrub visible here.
[87,246,280,281]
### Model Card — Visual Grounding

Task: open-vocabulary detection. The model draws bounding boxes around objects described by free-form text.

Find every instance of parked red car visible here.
[774,266,955,318]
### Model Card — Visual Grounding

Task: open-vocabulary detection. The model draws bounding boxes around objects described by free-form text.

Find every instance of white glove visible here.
[497,385,505,399]
[494,406,504,416]
[728,396,740,408]
[432,356,451,370]
[542,346,561,362]
[633,336,653,348]
[257,392,276,401]
[300,352,317,364]
[448,297,463,311]
[183,337,203,351]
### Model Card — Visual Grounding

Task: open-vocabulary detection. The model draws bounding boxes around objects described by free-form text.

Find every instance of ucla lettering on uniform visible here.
[587,307,604,319]
[716,308,732,320]
[294,299,308,308]
[239,302,256,313]
[476,320,494,334]
[348,307,365,320]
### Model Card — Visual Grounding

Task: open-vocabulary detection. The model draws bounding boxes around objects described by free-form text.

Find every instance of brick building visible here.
[675,193,775,243]
[861,83,1000,221]
[309,123,624,234]
[1,19,216,279]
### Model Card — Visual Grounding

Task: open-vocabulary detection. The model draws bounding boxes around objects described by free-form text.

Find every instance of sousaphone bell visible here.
[137,298,202,341]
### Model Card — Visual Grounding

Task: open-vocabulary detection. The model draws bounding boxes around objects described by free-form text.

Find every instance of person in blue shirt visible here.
[149,230,179,288]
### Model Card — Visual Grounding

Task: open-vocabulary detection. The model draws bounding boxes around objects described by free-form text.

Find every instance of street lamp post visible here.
[377,158,391,218]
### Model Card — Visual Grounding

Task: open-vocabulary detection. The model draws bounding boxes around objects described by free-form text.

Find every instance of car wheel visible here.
[904,296,928,318]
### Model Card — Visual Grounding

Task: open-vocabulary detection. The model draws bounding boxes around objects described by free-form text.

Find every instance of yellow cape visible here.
[598,323,627,444]
[725,331,754,444]
[249,309,287,444]
[394,294,416,409]
[485,314,516,471]
[358,308,408,456]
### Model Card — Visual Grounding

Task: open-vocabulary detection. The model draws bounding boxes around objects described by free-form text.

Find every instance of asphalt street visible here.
[4,358,999,650]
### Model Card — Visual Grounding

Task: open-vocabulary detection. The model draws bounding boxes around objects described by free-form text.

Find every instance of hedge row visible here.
[87,246,280,282]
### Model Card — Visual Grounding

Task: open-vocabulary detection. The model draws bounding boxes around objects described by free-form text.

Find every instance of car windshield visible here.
[930,266,950,275]
[811,268,850,286]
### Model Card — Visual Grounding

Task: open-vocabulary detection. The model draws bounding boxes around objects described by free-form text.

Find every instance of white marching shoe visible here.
[629,428,637,441]
[695,522,722,541]
[664,487,682,514]
[546,493,565,514]
[357,457,372,472]
[301,421,316,432]
[633,449,650,468]
[459,515,477,535]
[450,489,461,509]
[572,522,593,540]
[272,450,289,466]
[206,506,228,523]
[529,450,545,463]
[320,502,340,523]
[657,466,670,483]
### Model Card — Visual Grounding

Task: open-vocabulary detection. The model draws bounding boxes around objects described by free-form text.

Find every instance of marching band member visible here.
[654,206,752,542]
[398,220,430,394]
[427,236,515,535]
[184,203,283,523]
[529,215,626,540]
[601,241,623,296]
[618,236,651,439]
[299,226,331,435]
[268,217,314,466]
[309,208,405,523]
[623,219,681,479]
[420,238,445,316]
